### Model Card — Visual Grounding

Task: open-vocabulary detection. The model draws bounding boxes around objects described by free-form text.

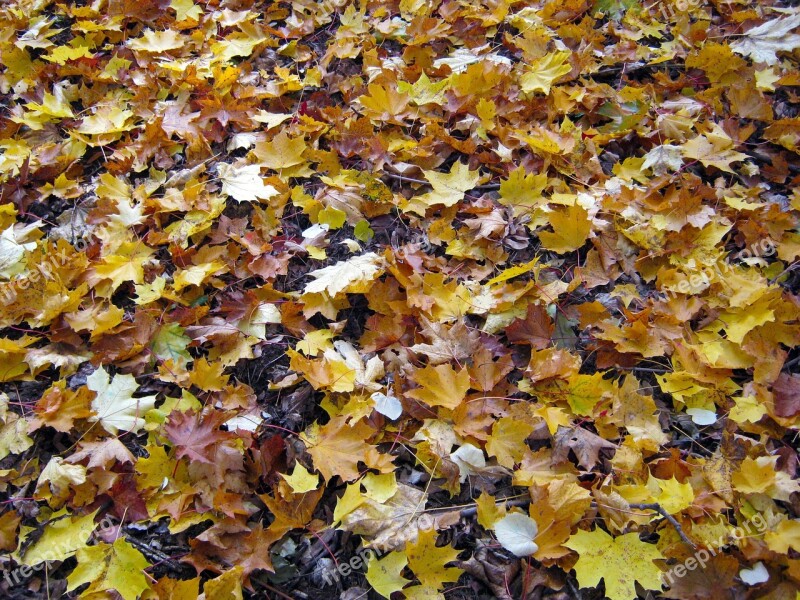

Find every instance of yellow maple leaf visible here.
[406,528,462,591]
[520,51,572,94]
[366,551,410,599]
[18,510,98,565]
[358,82,411,124]
[280,462,319,493]
[732,456,800,501]
[539,204,591,253]
[498,166,548,216]
[764,519,800,554]
[93,241,155,291]
[486,416,531,468]
[651,476,694,514]
[398,71,450,106]
[564,528,664,600]
[128,29,184,53]
[253,131,308,171]
[67,538,150,600]
[681,125,749,173]
[405,162,480,214]
[301,415,388,482]
[406,363,471,410]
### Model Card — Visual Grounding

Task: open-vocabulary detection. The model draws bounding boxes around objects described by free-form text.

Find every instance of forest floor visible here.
[1,1,800,599]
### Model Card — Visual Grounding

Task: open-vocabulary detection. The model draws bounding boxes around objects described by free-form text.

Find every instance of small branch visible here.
[124,535,188,573]
[459,498,530,518]
[566,578,583,599]
[382,171,427,186]
[781,355,800,373]
[629,502,696,549]
[381,169,501,193]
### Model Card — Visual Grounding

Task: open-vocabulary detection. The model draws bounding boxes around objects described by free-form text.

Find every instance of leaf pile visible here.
[1,0,800,599]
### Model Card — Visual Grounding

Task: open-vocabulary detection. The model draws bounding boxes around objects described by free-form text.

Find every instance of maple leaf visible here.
[358,82,411,124]
[764,519,800,554]
[67,538,150,600]
[163,408,235,464]
[398,71,449,105]
[128,28,184,53]
[217,162,279,202]
[642,144,683,175]
[93,241,155,290]
[681,129,749,173]
[300,415,389,482]
[280,462,319,493]
[67,438,135,470]
[303,252,384,297]
[366,551,410,599]
[405,528,462,592]
[19,510,98,565]
[407,161,481,213]
[253,130,308,170]
[338,481,449,551]
[552,426,616,470]
[519,51,572,94]
[0,393,33,459]
[730,14,800,65]
[486,416,530,468]
[498,166,548,216]
[87,367,157,435]
[539,204,591,253]
[772,373,800,418]
[506,303,554,348]
[565,528,664,600]
[406,363,471,410]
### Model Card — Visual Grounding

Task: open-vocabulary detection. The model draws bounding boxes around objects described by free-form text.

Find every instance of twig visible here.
[381,171,427,186]
[781,355,800,373]
[566,577,583,599]
[124,535,188,573]
[381,169,501,192]
[629,502,696,549]
[459,498,529,518]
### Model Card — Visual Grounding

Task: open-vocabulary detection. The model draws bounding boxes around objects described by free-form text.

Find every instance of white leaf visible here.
[217,162,279,202]
[371,392,402,420]
[495,513,539,557]
[450,443,486,482]
[730,14,800,65]
[740,561,769,585]
[686,408,717,426]
[433,47,511,73]
[642,145,683,175]
[251,111,293,128]
[87,367,157,434]
[303,252,384,297]
[238,302,281,340]
[0,222,39,279]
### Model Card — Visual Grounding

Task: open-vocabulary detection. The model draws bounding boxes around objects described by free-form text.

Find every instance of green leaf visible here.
[354,220,375,242]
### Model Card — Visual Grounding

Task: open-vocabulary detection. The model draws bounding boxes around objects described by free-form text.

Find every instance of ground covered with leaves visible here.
[1,0,800,599]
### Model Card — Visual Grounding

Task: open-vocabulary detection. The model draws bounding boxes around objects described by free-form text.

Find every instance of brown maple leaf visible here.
[164,409,236,464]
[772,372,800,418]
[552,426,616,470]
[506,304,554,349]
